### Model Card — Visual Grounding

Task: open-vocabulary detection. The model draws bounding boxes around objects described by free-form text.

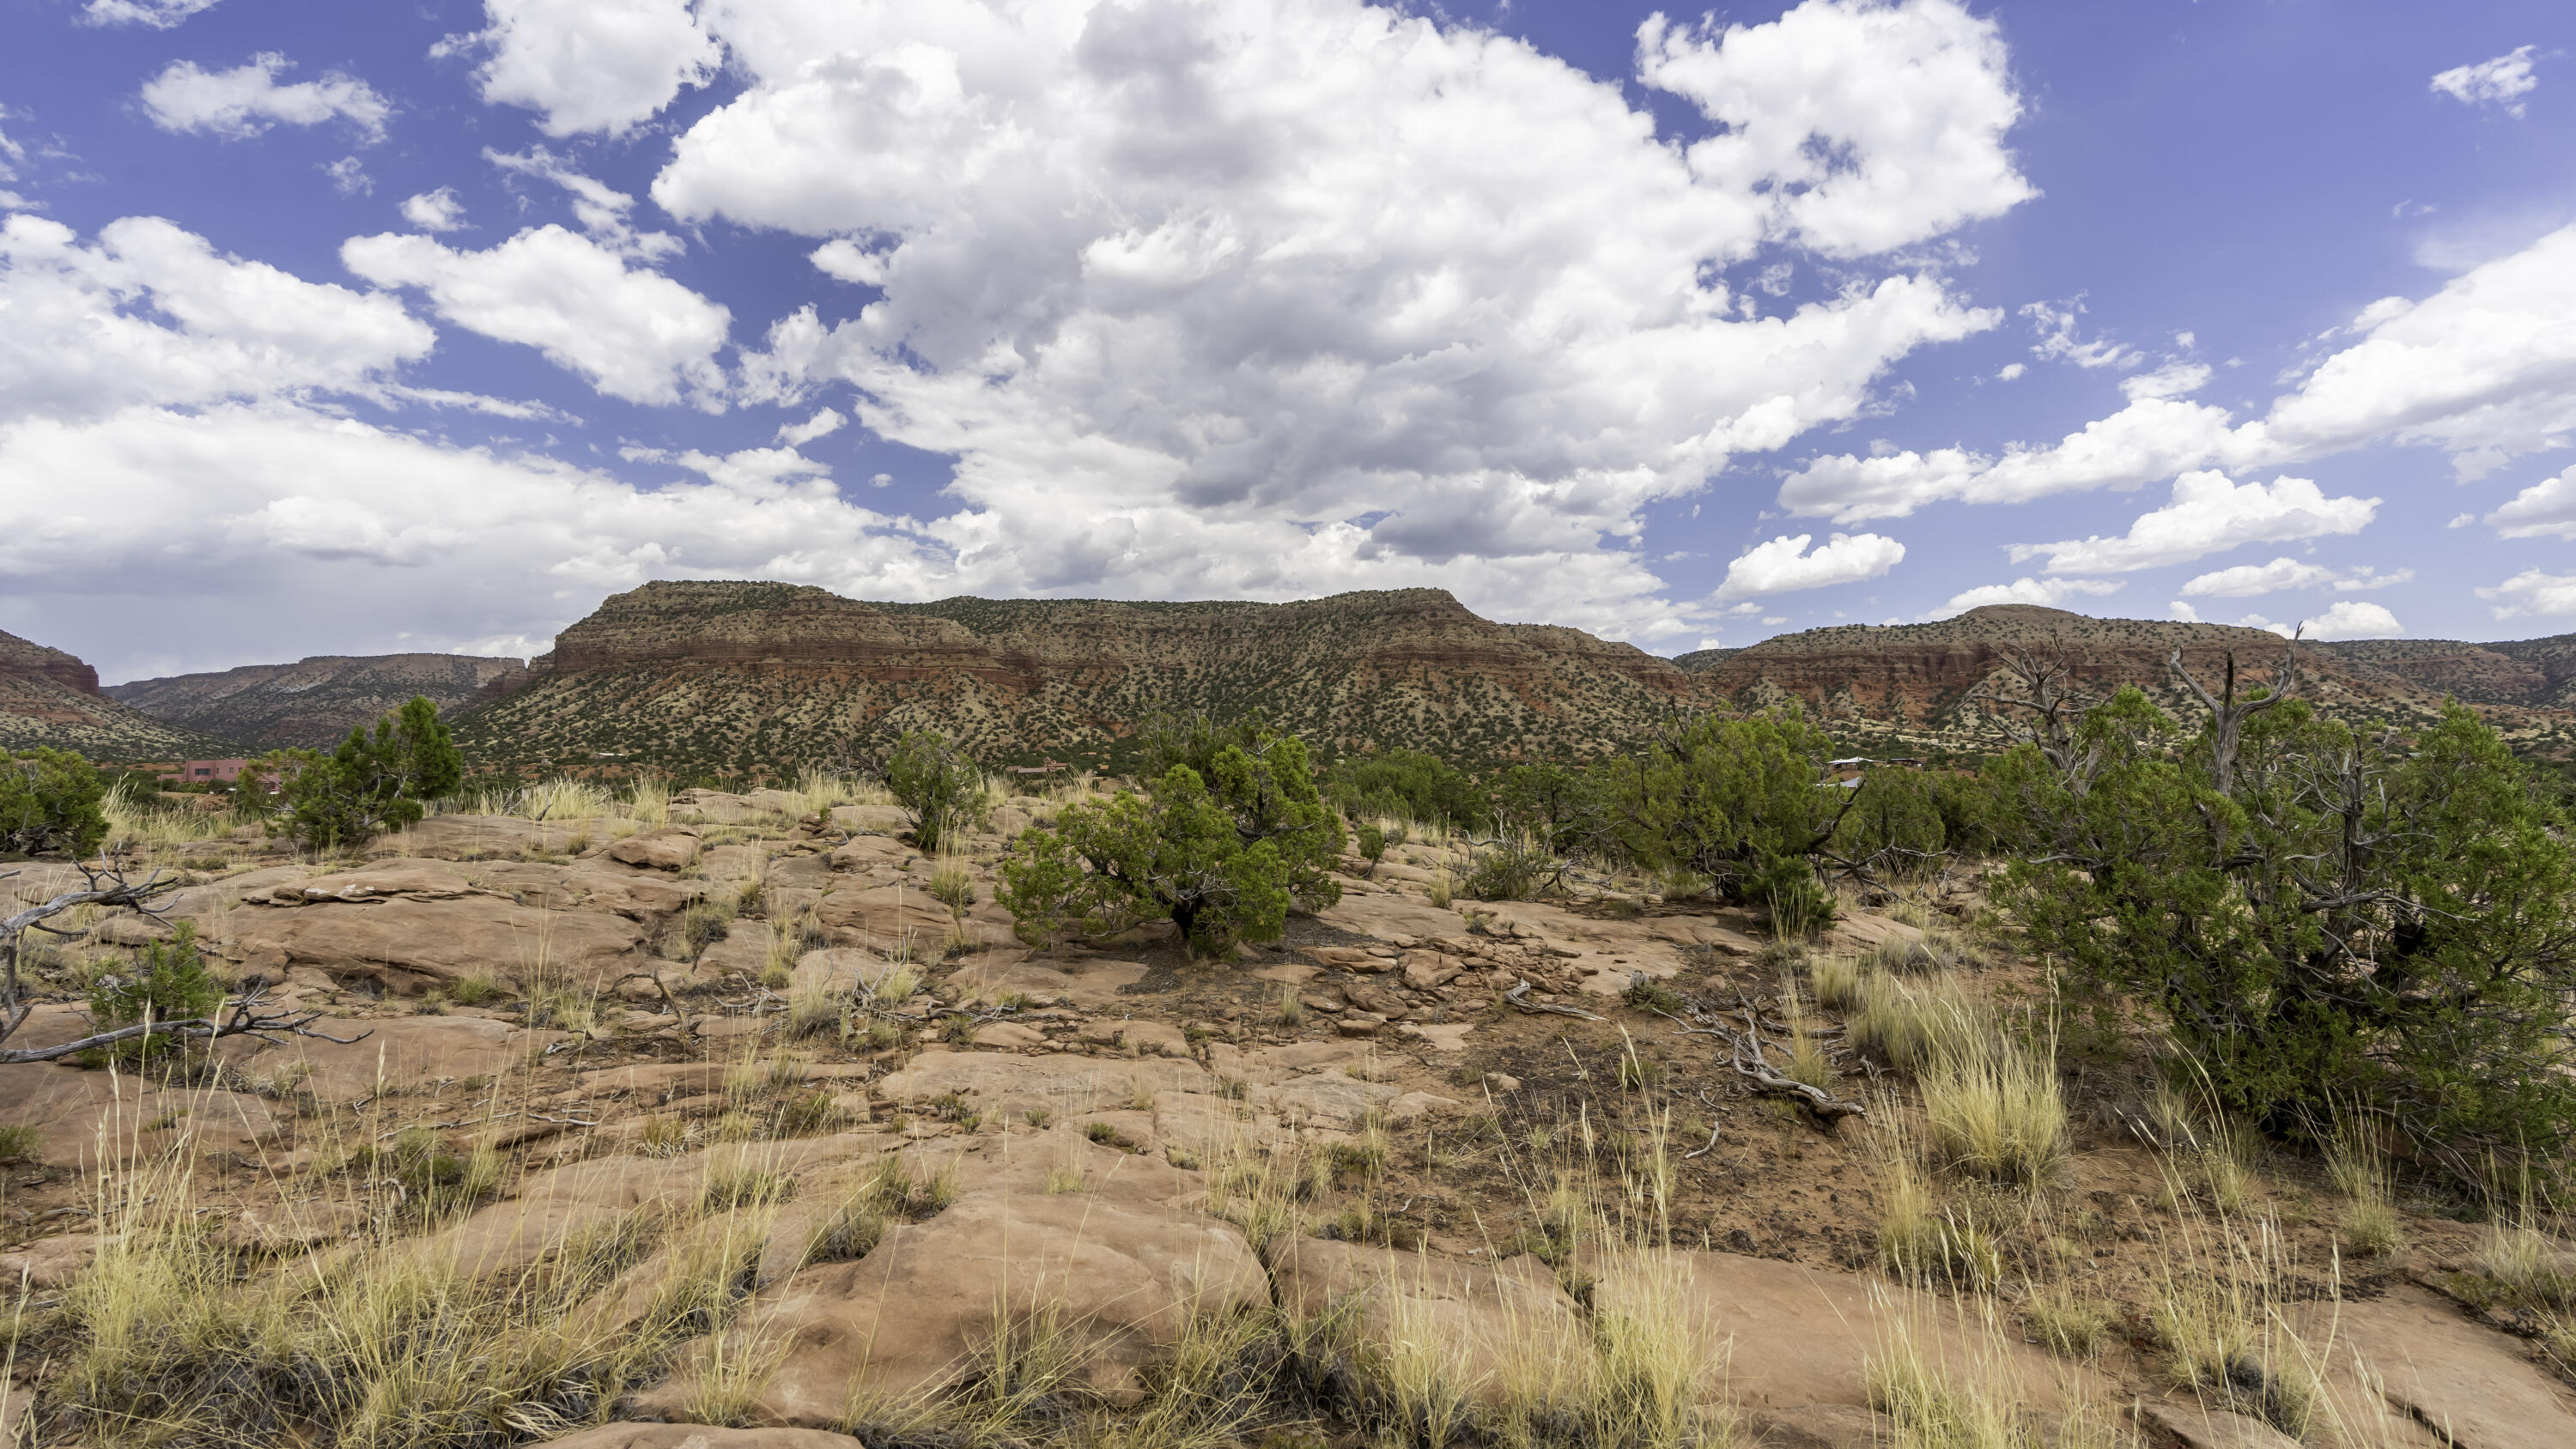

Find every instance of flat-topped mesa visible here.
[547,582,1696,698]
[458,581,1701,770]
[548,581,981,674]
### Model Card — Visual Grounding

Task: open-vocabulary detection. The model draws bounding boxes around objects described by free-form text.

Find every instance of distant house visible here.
[1005,761,1068,776]
[160,759,253,784]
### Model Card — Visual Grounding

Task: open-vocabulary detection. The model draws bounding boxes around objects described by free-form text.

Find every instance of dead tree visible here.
[2167,631,2300,797]
[1964,641,2105,793]
[1,852,364,1064]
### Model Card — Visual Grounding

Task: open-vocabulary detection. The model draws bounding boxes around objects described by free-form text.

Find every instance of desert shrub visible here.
[1610,706,1862,908]
[1464,828,1558,901]
[885,730,986,852]
[1,747,107,858]
[681,900,735,959]
[2002,688,2576,1173]
[1826,765,1946,866]
[1747,850,1835,937]
[1322,744,1488,831]
[1354,821,1387,871]
[1000,725,1340,953]
[927,853,976,910]
[276,696,465,851]
[83,922,222,1064]
[0,1124,41,1161]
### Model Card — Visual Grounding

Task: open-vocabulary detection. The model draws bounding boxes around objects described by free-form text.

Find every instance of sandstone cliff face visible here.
[109,652,533,749]
[0,628,228,758]
[455,582,1704,771]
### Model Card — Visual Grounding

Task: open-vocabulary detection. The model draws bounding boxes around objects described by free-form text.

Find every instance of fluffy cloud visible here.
[2239,600,2403,640]
[0,214,431,424]
[1712,531,1905,599]
[2122,361,2210,401]
[2485,464,2576,540]
[400,189,466,232]
[341,226,730,406]
[629,0,2021,633]
[2177,558,2415,597]
[2431,46,2539,116]
[81,0,219,27]
[446,0,720,136]
[2178,557,2336,597]
[2478,569,2576,619]
[0,403,941,676]
[1784,222,2576,521]
[1924,576,2120,619]
[1780,398,2243,523]
[140,53,392,143]
[1633,0,2033,257]
[2008,470,2377,574]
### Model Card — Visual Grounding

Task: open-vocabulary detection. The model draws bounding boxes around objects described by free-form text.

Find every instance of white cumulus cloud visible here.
[445,0,720,137]
[0,213,431,424]
[1712,531,1905,599]
[81,0,220,27]
[2478,569,2576,619]
[2009,470,2378,574]
[1782,222,2576,521]
[2486,464,2576,540]
[400,188,466,232]
[140,53,392,143]
[1633,0,2033,257]
[629,0,2023,633]
[2178,557,2336,597]
[2431,45,2539,117]
[2178,557,2415,597]
[2239,600,2403,640]
[341,226,731,407]
[1924,576,2121,620]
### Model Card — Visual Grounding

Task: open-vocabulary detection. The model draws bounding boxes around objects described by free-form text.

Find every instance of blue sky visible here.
[3,0,2573,683]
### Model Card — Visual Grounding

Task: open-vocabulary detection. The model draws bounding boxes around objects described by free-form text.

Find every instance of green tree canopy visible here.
[280,696,464,851]
[1,748,107,858]
[1609,707,1856,904]
[885,731,986,852]
[1003,718,1342,954]
[2002,680,2576,1173]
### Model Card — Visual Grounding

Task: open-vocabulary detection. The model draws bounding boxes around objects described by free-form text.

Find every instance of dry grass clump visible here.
[1867,1294,2130,1449]
[1777,978,1837,1094]
[2148,1204,2319,1439]
[2022,1281,2113,1359]
[1871,928,1982,975]
[2324,1115,2403,1260]
[1847,973,1995,1076]
[627,772,671,826]
[1808,953,1866,1012]
[41,1143,715,1447]
[518,777,618,823]
[1918,1028,2065,1191]
[99,782,235,853]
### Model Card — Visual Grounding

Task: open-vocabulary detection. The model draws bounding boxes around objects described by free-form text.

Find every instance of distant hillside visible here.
[1702,607,2576,761]
[2327,634,2576,711]
[1670,648,1738,674]
[111,653,532,749]
[450,581,1709,773]
[0,630,234,760]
